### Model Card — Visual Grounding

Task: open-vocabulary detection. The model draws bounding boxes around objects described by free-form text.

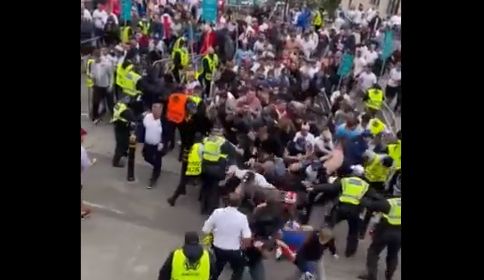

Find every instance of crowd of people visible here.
[81,1,401,280]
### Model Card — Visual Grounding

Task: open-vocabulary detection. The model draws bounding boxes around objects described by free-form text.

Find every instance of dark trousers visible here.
[200,173,220,215]
[170,161,200,201]
[113,125,130,165]
[198,75,211,99]
[173,65,182,83]
[366,226,401,280]
[142,144,163,181]
[330,205,361,257]
[361,181,385,237]
[92,86,114,121]
[213,246,245,280]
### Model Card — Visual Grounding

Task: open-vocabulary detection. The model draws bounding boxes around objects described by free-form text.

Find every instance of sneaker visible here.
[93,119,101,125]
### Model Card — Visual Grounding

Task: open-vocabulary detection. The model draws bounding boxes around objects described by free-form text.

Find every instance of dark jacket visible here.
[158,244,215,280]
[138,66,166,109]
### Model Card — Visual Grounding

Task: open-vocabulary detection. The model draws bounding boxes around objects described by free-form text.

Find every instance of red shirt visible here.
[138,34,150,48]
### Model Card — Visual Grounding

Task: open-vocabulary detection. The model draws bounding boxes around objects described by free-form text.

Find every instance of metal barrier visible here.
[80,36,102,45]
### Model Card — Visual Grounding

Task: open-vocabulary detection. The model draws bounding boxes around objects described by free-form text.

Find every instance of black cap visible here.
[184,231,199,245]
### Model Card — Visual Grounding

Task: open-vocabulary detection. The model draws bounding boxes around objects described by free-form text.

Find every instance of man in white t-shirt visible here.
[364,44,379,66]
[353,50,367,78]
[92,4,108,35]
[358,66,377,92]
[390,13,401,27]
[386,62,401,109]
[143,103,165,189]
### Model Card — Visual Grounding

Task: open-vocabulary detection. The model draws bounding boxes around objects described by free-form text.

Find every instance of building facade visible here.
[340,0,401,18]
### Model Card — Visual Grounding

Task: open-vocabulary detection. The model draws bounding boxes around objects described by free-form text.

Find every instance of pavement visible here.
[80,76,400,280]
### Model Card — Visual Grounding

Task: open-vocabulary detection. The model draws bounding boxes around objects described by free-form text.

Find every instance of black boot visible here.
[112,156,125,168]
[167,196,176,207]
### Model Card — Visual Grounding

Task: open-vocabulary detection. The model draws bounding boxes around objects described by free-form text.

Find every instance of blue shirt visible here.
[335,124,363,141]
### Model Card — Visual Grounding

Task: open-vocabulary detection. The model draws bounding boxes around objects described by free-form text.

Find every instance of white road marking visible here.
[81,113,89,117]
[83,201,125,215]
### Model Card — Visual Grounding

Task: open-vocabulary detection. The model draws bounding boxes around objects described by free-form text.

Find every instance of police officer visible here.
[200,127,233,215]
[360,152,394,238]
[167,132,204,206]
[306,169,384,257]
[116,56,142,99]
[111,97,137,167]
[85,56,95,89]
[385,131,401,195]
[157,231,215,280]
[312,8,324,30]
[364,83,384,114]
[137,18,151,36]
[197,47,219,99]
[171,37,189,83]
[120,21,132,44]
[358,179,401,280]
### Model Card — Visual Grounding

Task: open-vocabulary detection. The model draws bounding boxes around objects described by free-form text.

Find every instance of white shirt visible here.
[330,90,351,104]
[359,72,377,91]
[92,9,108,29]
[233,168,275,189]
[202,207,252,250]
[353,56,367,77]
[143,113,163,145]
[259,22,269,32]
[390,15,401,26]
[82,9,92,21]
[364,50,379,65]
[353,10,363,24]
[334,17,346,31]
[387,68,401,87]
[293,131,316,146]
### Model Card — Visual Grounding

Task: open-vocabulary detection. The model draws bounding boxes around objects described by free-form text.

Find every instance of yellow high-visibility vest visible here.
[365,88,384,110]
[382,198,401,225]
[86,59,95,88]
[364,154,391,183]
[171,248,210,280]
[186,143,202,176]
[116,63,141,97]
[138,21,150,35]
[111,102,128,123]
[172,48,190,67]
[312,11,322,26]
[388,140,401,171]
[198,54,219,81]
[339,177,369,205]
[202,136,227,162]
[369,118,386,136]
[120,26,132,44]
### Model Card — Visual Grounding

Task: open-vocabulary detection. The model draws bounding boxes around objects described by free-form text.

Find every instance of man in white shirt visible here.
[92,3,108,39]
[358,66,377,92]
[293,123,316,147]
[353,50,367,78]
[143,103,165,189]
[91,50,114,123]
[390,13,401,27]
[386,62,401,110]
[364,44,379,66]
[202,193,252,280]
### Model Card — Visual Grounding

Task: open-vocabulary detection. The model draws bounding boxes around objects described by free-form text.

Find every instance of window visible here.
[370,0,381,6]
[387,0,401,15]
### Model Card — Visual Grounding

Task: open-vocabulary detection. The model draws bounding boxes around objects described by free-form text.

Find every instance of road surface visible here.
[80,77,401,280]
